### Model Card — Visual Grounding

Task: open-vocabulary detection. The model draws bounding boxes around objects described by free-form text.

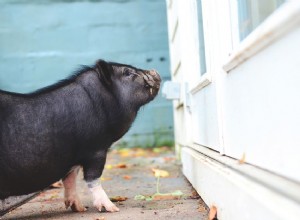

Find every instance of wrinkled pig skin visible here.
[0,60,161,212]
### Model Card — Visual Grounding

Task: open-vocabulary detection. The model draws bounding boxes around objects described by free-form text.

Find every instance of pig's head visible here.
[94,60,161,110]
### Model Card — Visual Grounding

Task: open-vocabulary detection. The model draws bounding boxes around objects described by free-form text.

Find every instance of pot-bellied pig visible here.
[0,60,161,213]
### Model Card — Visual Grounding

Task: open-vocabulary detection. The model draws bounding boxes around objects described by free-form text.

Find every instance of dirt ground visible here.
[1,147,209,220]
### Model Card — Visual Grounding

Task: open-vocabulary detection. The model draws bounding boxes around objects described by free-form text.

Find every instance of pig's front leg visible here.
[83,150,119,213]
[63,166,87,212]
[87,180,120,212]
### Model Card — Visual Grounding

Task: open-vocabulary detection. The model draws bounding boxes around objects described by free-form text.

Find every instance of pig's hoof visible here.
[65,198,87,212]
[94,199,119,212]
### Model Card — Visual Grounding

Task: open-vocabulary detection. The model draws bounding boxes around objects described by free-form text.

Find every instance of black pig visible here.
[0,60,161,212]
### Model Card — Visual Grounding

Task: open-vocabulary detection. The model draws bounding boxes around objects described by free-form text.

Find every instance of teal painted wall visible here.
[0,0,173,147]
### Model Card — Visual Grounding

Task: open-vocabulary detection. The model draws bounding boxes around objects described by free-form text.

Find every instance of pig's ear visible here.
[95,60,112,87]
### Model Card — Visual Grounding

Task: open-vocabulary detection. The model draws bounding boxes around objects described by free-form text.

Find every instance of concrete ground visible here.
[1,147,209,220]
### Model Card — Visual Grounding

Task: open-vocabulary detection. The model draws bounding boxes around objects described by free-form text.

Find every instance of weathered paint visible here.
[0,0,173,147]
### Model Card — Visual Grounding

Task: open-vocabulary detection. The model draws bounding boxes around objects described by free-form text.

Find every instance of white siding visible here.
[166,0,300,219]
[222,25,300,182]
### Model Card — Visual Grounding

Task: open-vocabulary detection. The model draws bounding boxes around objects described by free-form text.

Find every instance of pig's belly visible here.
[0,150,74,198]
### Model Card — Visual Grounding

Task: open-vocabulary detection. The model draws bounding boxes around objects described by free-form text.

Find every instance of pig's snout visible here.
[143,70,161,97]
[146,70,161,89]
[150,69,161,82]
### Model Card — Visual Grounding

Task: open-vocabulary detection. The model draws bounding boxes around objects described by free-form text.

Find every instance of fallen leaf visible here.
[118,148,130,157]
[95,217,105,220]
[209,205,217,220]
[115,163,127,168]
[152,168,169,178]
[49,194,59,200]
[190,189,200,199]
[152,147,163,153]
[152,194,178,200]
[105,164,113,169]
[105,163,128,169]
[134,190,183,201]
[134,194,147,200]
[153,146,171,153]
[123,175,132,180]
[100,177,112,181]
[238,153,246,164]
[198,205,206,213]
[110,196,128,202]
[120,152,130,157]
[133,148,147,157]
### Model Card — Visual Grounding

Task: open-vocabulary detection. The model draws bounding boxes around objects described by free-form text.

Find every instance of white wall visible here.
[222,24,300,182]
[167,0,300,184]
[166,0,300,219]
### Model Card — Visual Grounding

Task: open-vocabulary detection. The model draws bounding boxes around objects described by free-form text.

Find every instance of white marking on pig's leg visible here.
[63,166,86,212]
[87,180,119,212]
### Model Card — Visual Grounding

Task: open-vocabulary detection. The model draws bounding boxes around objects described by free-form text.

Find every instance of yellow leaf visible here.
[134,148,147,157]
[118,148,130,157]
[152,168,169,178]
[153,148,162,153]
[120,151,130,157]
[105,164,113,169]
[100,177,112,181]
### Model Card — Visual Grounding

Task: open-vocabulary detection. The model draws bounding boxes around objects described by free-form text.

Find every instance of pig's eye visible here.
[123,69,132,77]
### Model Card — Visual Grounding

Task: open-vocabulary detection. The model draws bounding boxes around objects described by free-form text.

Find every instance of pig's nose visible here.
[149,70,161,82]
[149,69,157,76]
[149,69,156,74]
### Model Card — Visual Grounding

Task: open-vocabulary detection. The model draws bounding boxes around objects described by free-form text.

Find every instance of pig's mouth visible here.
[143,70,161,97]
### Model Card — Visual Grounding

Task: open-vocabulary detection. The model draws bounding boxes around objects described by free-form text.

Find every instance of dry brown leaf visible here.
[110,196,128,202]
[198,205,206,213]
[105,163,127,169]
[152,194,180,200]
[190,190,200,199]
[115,163,127,168]
[209,205,217,220]
[238,153,246,164]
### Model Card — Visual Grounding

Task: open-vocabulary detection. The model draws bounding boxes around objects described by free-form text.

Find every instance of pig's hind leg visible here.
[63,166,87,212]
